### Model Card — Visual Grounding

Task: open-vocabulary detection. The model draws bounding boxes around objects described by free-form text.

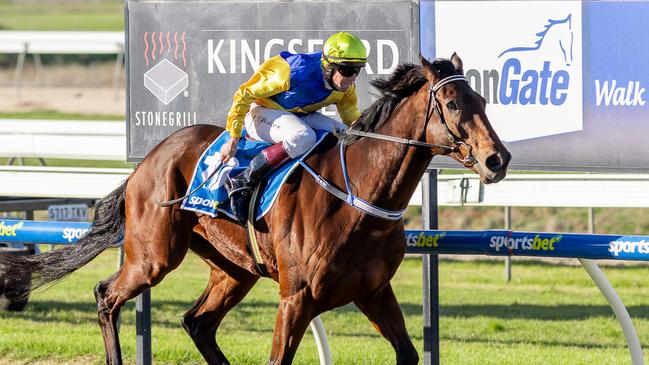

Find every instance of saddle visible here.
[180,129,329,221]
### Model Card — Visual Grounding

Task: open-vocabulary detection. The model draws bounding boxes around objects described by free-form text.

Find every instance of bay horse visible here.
[0,53,509,364]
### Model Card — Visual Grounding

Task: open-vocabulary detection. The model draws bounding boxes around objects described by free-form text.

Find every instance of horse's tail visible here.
[0,180,128,300]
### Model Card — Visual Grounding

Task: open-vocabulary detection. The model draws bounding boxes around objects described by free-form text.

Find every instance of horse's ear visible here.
[419,54,438,81]
[451,52,464,74]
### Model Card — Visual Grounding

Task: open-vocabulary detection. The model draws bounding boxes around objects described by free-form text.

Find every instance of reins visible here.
[341,129,455,150]
[337,73,478,167]
[299,73,479,221]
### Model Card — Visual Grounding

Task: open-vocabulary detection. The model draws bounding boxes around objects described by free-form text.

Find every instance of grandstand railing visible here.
[0,119,125,163]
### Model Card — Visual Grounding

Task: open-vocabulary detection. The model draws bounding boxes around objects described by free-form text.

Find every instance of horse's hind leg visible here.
[354,283,419,365]
[94,271,122,364]
[94,214,193,364]
[181,261,258,365]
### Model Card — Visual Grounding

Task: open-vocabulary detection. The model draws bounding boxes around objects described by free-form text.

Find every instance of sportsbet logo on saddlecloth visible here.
[435,1,583,142]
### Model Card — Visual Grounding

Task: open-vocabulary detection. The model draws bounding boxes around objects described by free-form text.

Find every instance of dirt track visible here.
[0,62,125,116]
[0,86,125,116]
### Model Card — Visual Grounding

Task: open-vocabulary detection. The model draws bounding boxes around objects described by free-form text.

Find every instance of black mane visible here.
[344,63,427,143]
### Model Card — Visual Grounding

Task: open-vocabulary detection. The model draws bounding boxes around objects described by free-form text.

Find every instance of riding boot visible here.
[224,143,290,224]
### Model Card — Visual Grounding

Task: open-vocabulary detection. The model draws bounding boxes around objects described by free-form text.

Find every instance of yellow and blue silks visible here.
[225,51,360,138]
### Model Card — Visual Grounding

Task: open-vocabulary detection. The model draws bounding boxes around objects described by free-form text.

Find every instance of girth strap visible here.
[298,144,406,221]
[245,184,270,277]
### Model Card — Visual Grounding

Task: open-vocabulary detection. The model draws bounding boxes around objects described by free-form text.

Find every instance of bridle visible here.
[341,73,478,167]
[425,73,478,167]
[306,72,480,221]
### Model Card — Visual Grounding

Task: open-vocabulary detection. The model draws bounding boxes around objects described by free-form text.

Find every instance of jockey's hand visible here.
[220,137,239,163]
[333,123,348,137]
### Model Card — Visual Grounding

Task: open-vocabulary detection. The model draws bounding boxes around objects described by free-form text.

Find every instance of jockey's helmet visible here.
[322,32,367,89]
[322,32,368,67]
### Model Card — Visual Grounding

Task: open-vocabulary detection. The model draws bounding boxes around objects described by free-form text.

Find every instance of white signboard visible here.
[435,1,583,142]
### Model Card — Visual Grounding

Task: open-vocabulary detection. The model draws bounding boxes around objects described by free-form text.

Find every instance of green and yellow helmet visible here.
[322,32,367,67]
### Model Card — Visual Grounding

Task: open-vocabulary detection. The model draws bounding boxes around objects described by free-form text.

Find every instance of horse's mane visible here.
[344,63,427,143]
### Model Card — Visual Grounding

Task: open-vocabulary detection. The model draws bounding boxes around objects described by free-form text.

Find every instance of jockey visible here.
[220,31,368,223]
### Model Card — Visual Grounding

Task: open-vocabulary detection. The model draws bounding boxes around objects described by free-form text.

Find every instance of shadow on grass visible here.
[442,334,628,350]
[5,299,649,333]
[0,299,281,330]
[335,301,649,321]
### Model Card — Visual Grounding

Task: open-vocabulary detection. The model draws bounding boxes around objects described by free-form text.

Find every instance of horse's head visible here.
[420,53,510,184]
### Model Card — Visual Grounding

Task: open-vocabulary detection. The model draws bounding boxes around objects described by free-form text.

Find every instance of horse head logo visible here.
[498,14,573,66]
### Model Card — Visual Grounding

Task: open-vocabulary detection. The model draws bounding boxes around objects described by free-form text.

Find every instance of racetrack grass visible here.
[0,1,123,31]
[0,252,648,364]
[0,157,133,169]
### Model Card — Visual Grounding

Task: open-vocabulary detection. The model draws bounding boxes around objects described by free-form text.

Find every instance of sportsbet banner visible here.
[422,0,649,172]
[2,219,648,260]
[403,229,649,261]
[125,0,417,160]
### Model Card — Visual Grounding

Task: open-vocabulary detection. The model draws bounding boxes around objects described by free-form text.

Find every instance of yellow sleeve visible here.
[225,56,291,138]
[336,84,361,125]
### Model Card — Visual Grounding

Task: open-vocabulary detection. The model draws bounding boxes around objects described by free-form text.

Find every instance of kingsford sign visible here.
[206,38,399,76]
[125,0,416,160]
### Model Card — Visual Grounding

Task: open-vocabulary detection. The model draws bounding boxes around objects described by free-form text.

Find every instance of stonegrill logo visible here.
[435,1,583,142]
[142,31,189,105]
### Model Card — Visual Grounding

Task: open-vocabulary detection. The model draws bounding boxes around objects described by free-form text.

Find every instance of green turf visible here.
[0,157,133,168]
[0,1,123,31]
[0,253,647,364]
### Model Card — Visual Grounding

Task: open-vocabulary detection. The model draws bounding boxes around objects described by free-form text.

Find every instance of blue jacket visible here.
[226,51,360,138]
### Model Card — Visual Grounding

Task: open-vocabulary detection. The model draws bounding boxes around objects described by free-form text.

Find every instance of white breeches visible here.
[244,104,347,159]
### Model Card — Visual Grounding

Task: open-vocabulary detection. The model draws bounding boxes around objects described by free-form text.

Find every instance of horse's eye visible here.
[446,100,458,110]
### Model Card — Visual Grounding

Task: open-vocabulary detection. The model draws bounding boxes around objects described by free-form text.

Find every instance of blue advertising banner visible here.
[404,229,649,261]
[421,0,649,172]
[3,219,648,261]
[0,219,89,245]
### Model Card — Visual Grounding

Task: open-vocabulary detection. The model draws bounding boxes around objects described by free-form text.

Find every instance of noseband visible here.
[341,74,478,167]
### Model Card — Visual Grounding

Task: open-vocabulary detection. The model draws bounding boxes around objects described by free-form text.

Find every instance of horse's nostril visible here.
[485,153,503,172]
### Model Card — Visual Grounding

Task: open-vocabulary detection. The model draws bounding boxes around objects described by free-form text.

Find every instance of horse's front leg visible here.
[354,283,419,365]
[268,287,316,365]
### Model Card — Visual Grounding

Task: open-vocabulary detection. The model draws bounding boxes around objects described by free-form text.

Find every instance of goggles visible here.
[333,64,363,77]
